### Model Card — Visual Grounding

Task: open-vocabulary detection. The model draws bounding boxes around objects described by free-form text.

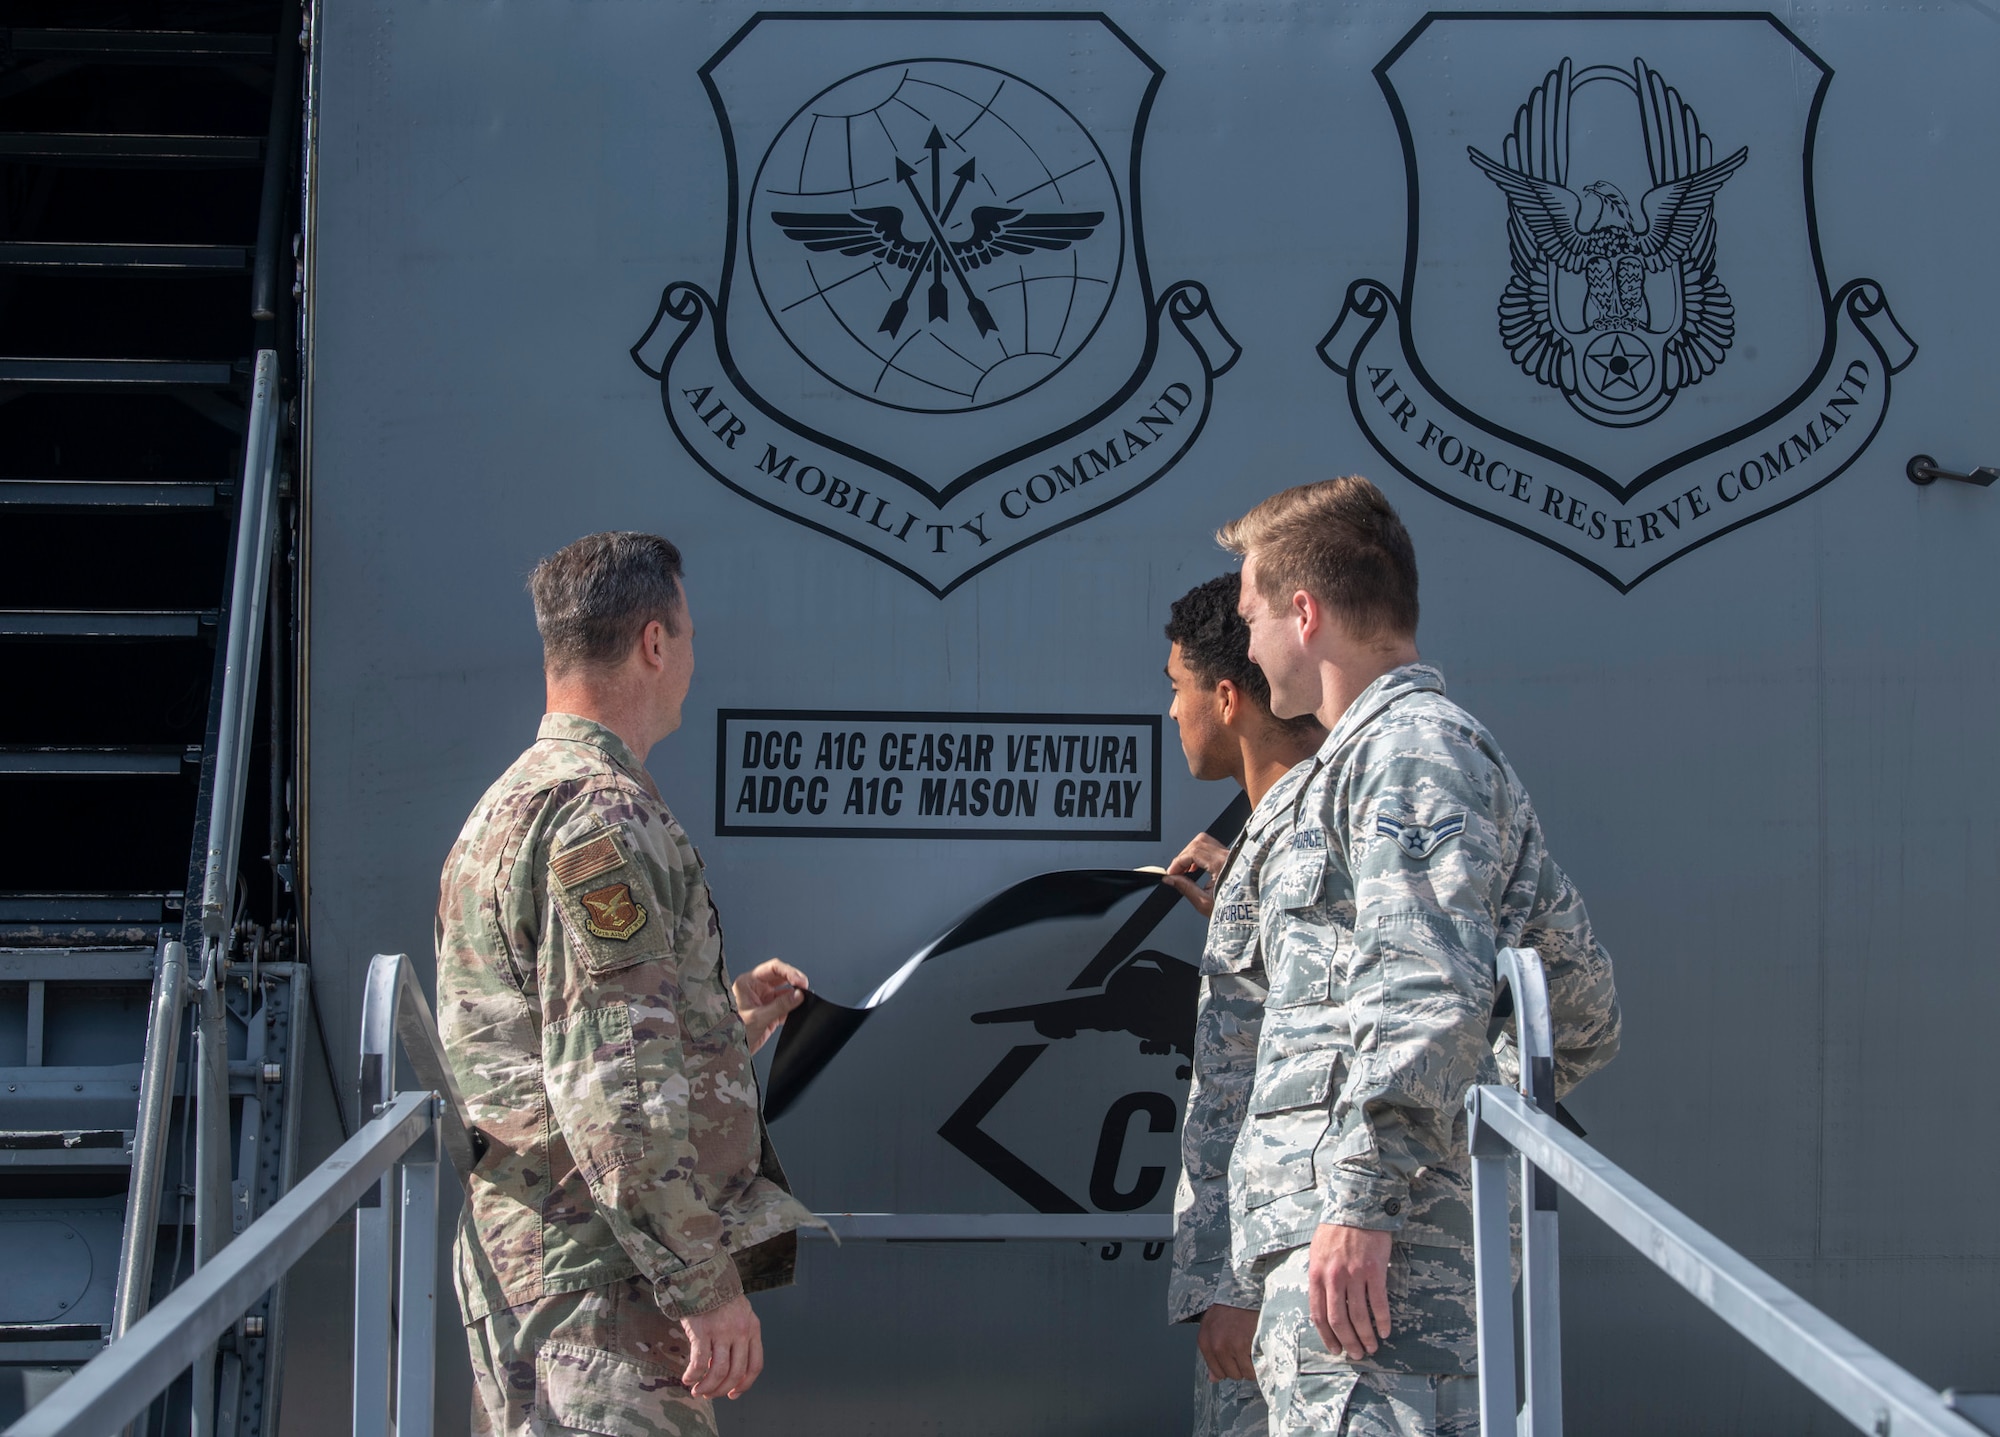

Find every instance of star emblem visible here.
[1583,332,1655,399]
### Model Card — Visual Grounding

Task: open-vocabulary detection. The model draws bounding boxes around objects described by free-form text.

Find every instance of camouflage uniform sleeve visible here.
[1517,862,1621,1098]
[1169,971,1266,1320]
[1319,724,1504,1232]
[534,787,745,1317]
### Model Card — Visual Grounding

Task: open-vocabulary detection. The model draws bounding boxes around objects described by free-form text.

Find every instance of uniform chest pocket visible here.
[1203,892,1260,975]
[550,827,672,976]
[1264,829,1335,1007]
[1271,830,1329,913]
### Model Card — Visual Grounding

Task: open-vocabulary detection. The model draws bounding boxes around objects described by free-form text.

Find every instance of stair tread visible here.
[5,28,274,63]
[0,357,242,385]
[0,608,214,638]
[0,131,265,161]
[0,240,250,270]
[0,948,156,982]
[0,745,194,775]
[0,478,223,507]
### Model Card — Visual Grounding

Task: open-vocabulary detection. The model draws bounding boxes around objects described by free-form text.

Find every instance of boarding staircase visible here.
[2,948,1993,1437]
[0,4,308,1434]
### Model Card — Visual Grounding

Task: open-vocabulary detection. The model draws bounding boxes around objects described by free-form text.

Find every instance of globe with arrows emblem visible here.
[748,60,1124,413]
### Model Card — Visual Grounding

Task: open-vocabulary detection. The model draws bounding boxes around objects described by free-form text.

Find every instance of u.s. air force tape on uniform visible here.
[717,710,1160,840]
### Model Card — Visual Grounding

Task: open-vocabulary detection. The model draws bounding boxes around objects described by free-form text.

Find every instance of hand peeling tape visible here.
[763,791,1253,1119]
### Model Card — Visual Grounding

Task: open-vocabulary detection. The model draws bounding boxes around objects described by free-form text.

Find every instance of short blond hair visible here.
[1217,477,1419,640]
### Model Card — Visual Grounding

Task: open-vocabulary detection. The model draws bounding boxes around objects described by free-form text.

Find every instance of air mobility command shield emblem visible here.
[1318,13,1918,591]
[633,13,1238,597]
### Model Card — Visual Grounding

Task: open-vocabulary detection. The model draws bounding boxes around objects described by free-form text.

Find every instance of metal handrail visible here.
[353,953,467,1437]
[1468,1081,1990,1436]
[109,937,188,1341]
[359,953,477,1177]
[1497,946,1562,1435]
[3,1092,437,1437]
[250,0,302,327]
[199,347,282,946]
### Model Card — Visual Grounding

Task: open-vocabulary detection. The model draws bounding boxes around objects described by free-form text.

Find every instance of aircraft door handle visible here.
[1907,454,1999,487]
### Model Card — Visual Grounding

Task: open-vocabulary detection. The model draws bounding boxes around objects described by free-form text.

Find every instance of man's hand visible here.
[1196,1303,1258,1382]
[1307,1223,1394,1361]
[1163,832,1232,918]
[680,1294,763,1399]
[733,959,807,1055]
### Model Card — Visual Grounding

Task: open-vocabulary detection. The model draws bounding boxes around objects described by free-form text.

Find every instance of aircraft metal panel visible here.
[299,2,2000,1432]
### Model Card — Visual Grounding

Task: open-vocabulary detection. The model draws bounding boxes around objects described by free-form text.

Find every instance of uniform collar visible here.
[1244,755,1316,842]
[1318,662,1446,763]
[537,712,653,784]
[1283,663,1448,825]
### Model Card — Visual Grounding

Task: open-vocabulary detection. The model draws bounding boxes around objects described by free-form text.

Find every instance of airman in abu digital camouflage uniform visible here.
[1218,480,1621,1437]
[1160,574,1327,1437]
[438,532,819,1437]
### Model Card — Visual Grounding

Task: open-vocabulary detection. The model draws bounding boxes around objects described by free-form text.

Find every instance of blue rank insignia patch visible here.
[1376,811,1467,860]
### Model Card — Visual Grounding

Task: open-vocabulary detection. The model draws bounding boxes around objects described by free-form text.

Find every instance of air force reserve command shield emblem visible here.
[1318,14,1918,591]
[633,14,1238,597]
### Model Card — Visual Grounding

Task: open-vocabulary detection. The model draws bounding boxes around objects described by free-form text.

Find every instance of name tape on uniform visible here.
[715,710,1161,840]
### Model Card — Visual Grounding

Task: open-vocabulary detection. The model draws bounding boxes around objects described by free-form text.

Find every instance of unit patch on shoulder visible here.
[578,882,648,941]
[551,832,623,889]
[1376,811,1467,861]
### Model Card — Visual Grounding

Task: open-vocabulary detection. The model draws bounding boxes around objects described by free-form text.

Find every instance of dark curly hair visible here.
[1165,573,1320,734]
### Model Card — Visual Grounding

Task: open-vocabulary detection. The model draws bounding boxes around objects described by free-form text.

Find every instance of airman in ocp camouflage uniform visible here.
[1219,480,1621,1437]
[439,532,816,1437]
[1161,574,1328,1437]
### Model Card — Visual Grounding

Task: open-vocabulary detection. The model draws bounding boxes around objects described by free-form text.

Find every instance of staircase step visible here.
[0,357,241,387]
[0,746,196,776]
[3,29,274,65]
[0,949,154,982]
[0,132,264,165]
[0,1068,144,1128]
[0,1131,132,1170]
[0,478,222,508]
[0,895,179,926]
[0,241,249,271]
[0,610,213,639]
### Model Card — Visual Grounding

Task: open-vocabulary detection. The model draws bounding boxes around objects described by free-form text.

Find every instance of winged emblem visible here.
[769,133,1104,338]
[1465,57,1748,419]
[578,882,646,941]
[769,206,1105,271]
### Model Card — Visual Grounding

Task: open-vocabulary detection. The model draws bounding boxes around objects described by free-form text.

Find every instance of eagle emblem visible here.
[1467,57,1748,425]
[578,882,647,942]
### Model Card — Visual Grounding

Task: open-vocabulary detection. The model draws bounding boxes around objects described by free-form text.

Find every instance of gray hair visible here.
[528,531,684,676]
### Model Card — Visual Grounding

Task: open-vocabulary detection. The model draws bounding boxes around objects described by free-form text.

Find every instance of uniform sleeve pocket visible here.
[541,1004,645,1180]
[549,826,672,976]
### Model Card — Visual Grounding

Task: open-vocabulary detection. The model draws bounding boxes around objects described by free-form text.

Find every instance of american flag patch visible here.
[551,831,623,888]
